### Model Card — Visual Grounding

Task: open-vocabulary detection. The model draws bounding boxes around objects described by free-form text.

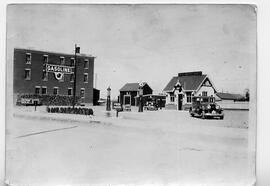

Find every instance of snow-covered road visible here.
[5,107,255,186]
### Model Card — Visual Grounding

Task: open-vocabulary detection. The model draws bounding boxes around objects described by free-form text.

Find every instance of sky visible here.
[6,4,257,99]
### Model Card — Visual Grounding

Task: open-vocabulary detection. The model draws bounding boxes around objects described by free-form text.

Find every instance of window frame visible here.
[25,53,31,64]
[35,86,41,95]
[43,54,48,64]
[202,91,207,97]
[84,59,89,69]
[83,73,88,83]
[80,88,85,98]
[70,58,75,67]
[70,73,74,82]
[42,70,48,81]
[68,88,73,96]
[53,87,59,95]
[24,68,31,80]
[41,86,47,95]
[186,92,192,103]
[60,56,65,65]
[170,95,175,102]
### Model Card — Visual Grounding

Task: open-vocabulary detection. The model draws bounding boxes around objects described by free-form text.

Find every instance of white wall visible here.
[195,86,216,97]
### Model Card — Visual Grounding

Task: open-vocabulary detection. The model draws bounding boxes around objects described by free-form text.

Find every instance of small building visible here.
[163,71,217,110]
[13,48,95,105]
[119,82,153,106]
[215,92,245,103]
[215,92,248,110]
[93,88,100,106]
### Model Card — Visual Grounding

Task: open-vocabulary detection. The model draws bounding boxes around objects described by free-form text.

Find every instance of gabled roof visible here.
[216,92,245,100]
[163,74,207,92]
[119,82,151,92]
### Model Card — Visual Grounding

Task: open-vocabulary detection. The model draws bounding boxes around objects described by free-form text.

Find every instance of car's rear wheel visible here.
[220,115,224,120]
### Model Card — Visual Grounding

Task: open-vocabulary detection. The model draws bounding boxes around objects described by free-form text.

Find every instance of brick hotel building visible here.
[13,48,95,105]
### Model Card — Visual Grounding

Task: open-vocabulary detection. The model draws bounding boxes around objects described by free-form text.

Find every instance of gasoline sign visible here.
[46,64,74,74]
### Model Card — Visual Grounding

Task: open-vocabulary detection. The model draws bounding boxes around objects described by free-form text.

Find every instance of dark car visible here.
[189,96,224,119]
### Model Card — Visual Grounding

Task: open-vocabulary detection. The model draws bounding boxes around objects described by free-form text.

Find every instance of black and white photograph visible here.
[5,4,257,186]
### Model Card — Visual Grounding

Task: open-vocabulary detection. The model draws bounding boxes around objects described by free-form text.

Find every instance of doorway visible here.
[178,94,183,110]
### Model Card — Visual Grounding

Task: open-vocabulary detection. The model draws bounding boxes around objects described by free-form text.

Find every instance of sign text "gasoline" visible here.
[46,64,74,74]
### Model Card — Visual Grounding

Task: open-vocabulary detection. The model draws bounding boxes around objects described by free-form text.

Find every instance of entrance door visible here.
[124,95,131,105]
[178,94,183,110]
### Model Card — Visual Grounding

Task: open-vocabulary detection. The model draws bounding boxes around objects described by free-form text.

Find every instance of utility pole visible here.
[72,44,80,108]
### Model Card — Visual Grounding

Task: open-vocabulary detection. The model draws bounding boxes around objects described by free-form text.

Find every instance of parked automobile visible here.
[189,96,224,119]
[144,102,158,111]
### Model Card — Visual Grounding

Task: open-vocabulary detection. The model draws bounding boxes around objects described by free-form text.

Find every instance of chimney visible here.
[178,71,202,77]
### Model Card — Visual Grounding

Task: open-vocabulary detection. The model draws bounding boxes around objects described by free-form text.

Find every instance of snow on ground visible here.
[5,106,255,186]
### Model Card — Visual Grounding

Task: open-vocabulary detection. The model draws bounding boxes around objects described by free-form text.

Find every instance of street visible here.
[6,108,255,186]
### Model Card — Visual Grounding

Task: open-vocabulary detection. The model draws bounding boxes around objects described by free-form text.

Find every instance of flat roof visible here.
[14,47,95,58]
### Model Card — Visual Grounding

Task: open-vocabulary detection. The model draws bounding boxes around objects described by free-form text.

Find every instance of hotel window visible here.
[70,58,75,66]
[202,91,207,97]
[25,53,31,64]
[70,73,74,82]
[170,95,175,102]
[53,87,59,95]
[42,70,48,81]
[186,92,192,103]
[24,69,31,80]
[84,73,88,83]
[68,88,73,96]
[80,88,85,98]
[84,59,89,69]
[43,55,48,64]
[41,86,47,95]
[35,86,40,95]
[60,56,65,65]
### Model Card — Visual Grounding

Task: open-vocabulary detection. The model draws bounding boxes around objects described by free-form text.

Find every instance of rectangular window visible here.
[84,73,88,83]
[35,86,40,95]
[68,88,73,96]
[84,59,89,69]
[186,92,192,103]
[80,88,85,98]
[25,53,31,64]
[43,55,48,64]
[24,69,31,80]
[53,87,59,95]
[170,95,175,102]
[60,56,65,65]
[42,70,48,81]
[202,91,207,97]
[41,87,47,95]
[70,58,75,66]
[70,73,74,82]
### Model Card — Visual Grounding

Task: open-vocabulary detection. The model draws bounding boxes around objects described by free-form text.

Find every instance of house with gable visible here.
[119,82,153,106]
[163,71,217,110]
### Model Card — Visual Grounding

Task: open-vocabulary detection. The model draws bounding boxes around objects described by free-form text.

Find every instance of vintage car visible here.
[144,102,158,111]
[189,96,224,119]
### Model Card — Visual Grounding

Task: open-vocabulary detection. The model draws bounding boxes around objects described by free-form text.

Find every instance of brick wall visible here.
[13,48,94,104]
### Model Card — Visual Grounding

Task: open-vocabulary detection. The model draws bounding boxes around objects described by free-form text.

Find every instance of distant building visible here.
[163,71,217,110]
[13,48,95,105]
[215,92,245,103]
[119,82,153,106]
